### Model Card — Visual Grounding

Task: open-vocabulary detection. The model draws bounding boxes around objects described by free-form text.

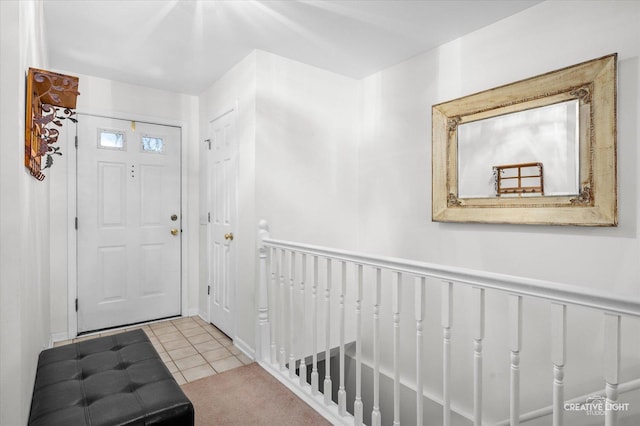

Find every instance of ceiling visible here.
[43,0,542,95]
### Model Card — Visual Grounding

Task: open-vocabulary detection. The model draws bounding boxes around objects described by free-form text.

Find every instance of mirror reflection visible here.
[457,99,580,198]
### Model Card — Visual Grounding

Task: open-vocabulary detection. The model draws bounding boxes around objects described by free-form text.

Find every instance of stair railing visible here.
[256,220,640,426]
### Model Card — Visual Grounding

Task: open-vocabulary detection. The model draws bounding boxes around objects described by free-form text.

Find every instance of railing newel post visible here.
[338,260,347,415]
[354,264,364,425]
[415,277,426,426]
[324,258,333,405]
[299,253,307,388]
[289,251,296,378]
[551,303,567,426]
[269,247,277,363]
[604,312,621,426]
[441,281,453,426]
[371,268,382,426]
[279,249,286,371]
[392,272,402,426]
[311,256,319,395]
[510,294,523,426]
[473,287,485,426]
[257,220,271,363]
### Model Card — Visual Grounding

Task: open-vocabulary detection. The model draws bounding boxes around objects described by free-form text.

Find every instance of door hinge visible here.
[75,298,78,312]
[208,212,211,223]
[208,285,211,296]
[74,135,78,149]
[205,139,211,150]
[75,217,78,230]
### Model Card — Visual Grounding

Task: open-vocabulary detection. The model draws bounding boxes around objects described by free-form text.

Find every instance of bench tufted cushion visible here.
[28,329,194,426]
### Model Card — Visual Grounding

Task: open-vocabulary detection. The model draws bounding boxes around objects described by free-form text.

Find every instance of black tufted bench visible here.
[28,329,194,426]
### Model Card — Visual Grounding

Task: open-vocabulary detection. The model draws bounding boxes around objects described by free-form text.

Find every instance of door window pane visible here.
[142,136,164,153]
[99,130,125,150]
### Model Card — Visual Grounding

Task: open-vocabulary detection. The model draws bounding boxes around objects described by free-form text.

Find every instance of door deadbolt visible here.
[170,214,178,221]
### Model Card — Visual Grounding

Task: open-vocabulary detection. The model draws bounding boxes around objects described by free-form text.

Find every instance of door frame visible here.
[206,103,239,338]
[67,110,188,338]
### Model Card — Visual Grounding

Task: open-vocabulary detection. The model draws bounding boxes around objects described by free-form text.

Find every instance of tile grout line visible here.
[139,317,249,384]
[55,316,253,385]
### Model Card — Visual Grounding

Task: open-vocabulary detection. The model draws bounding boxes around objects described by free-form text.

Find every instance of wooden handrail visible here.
[261,236,640,318]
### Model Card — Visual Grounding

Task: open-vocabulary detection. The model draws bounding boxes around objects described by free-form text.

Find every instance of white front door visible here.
[208,110,237,337]
[76,115,181,333]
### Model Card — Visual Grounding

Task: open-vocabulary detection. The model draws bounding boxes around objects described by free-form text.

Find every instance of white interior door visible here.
[208,110,237,337]
[77,115,181,333]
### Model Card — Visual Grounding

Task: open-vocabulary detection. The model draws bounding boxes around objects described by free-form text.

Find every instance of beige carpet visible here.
[181,363,331,426]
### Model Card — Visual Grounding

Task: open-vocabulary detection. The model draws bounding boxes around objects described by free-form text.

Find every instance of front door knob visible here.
[224,232,234,241]
[171,228,179,236]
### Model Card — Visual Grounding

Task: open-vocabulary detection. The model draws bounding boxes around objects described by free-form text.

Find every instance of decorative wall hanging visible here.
[25,68,80,180]
[432,54,617,226]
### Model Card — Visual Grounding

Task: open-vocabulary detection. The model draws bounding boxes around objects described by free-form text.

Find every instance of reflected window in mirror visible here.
[457,100,579,198]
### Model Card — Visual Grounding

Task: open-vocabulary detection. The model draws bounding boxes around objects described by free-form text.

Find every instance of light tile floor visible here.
[54,316,253,385]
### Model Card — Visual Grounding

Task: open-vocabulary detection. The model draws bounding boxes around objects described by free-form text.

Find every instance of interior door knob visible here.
[171,228,179,236]
[224,232,234,241]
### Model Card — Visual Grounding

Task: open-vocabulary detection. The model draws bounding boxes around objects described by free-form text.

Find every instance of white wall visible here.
[357,0,640,422]
[48,73,200,337]
[254,50,361,359]
[0,1,50,424]
[254,50,360,248]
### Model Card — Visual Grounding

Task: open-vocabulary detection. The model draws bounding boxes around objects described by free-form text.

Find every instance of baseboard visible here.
[233,336,255,360]
[50,331,70,347]
[186,307,199,317]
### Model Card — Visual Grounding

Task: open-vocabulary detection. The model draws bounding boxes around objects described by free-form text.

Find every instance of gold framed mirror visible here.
[432,54,617,226]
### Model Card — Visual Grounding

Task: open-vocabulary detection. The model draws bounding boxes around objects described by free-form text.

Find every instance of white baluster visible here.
[604,313,621,426]
[442,281,453,426]
[393,272,402,426]
[415,277,426,426]
[510,295,523,426]
[338,261,347,415]
[551,303,566,426]
[257,221,271,362]
[279,249,287,371]
[324,258,333,405]
[354,264,364,425]
[299,253,307,388]
[270,247,277,363]
[289,251,296,378]
[371,268,382,426]
[473,287,485,426]
[311,256,319,394]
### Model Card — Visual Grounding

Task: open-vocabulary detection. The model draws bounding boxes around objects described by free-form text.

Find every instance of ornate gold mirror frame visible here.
[432,54,617,226]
